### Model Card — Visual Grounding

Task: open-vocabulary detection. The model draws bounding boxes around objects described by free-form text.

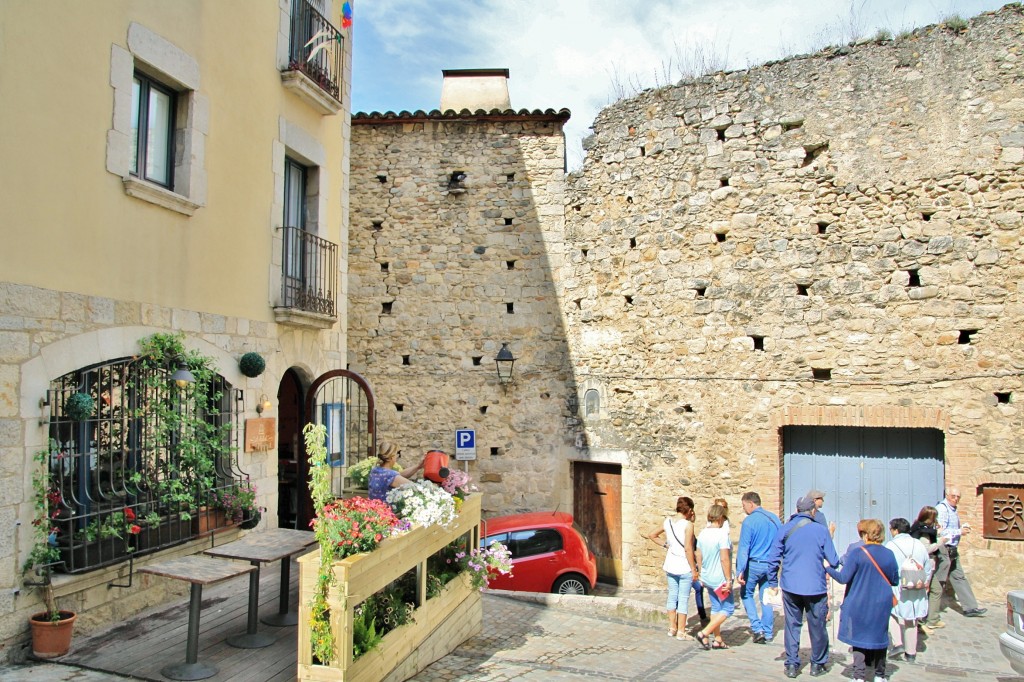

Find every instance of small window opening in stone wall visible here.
[506,173,515,182]
[376,174,387,183]
[812,367,832,380]
[504,217,513,225]
[817,221,831,235]
[626,195,633,204]
[921,210,935,221]
[959,329,978,344]
[715,127,726,141]
[907,269,921,287]
[506,302,514,314]
[797,284,809,296]
[574,204,582,212]
[402,355,410,365]
[629,237,636,248]
[624,295,634,306]
[679,404,694,413]
[584,389,600,417]
[781,119,803,132]
[395,403,404,412]
[719,176,729,187]
[490,446,501,456]
[640,145,646,156]
[472,356,482,366]
[480,405,488,414]
[574,298,583,309]
[380,262,389,272]
[695,287,706,298]
[751,335,765,351]
[506,260,516,270]
[581,248,589,258]
[715,232,727,243]
[371,220,384,230]
[381,301,393,314]
[995,392,1012,404]
[801,142,828,167]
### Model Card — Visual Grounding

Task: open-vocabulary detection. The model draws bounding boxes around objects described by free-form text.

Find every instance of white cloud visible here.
[352,0,1007,168]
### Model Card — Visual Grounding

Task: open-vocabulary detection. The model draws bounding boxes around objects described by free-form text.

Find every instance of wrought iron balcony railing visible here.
[280,226,338,318]
[286,0,343,102]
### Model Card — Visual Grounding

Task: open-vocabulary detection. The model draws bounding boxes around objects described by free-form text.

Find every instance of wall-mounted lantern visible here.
[495,342,515,389]
[255,393,273,415]
[170,360,195,388]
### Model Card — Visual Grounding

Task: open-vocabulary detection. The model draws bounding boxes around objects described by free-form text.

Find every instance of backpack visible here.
[893,542,927,590]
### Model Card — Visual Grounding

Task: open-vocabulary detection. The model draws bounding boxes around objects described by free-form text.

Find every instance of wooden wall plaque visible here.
[981,485,1024,540]
[245,418,277,453]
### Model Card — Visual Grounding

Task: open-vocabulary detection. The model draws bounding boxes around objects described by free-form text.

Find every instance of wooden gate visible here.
[573,462,622,583]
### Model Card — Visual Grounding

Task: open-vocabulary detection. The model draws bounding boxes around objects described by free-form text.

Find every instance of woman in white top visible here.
[648,496,698,640]
[694,504,734,650]
[884,517,932,663]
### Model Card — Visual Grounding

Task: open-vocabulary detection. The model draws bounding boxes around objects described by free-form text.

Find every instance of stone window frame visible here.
[578,380,607,421]
[107,22,207,216]
[270,117,331,321]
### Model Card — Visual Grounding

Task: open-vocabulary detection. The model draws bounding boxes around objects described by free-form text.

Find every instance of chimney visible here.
[440,69,511,112]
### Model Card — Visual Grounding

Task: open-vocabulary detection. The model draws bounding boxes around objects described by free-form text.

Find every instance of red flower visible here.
[129,524,142,535]
[124,507,136,521]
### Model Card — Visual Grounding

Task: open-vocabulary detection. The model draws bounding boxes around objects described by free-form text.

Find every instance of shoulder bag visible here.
[860,546,898,606]
[763,518,812,608]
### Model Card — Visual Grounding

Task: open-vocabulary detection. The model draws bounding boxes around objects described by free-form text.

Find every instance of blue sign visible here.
[455,429,476,461]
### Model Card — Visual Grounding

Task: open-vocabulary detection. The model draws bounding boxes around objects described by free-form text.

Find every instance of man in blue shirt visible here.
[736,491,782,644]
[936,487,986,617]
[766,496,840,679]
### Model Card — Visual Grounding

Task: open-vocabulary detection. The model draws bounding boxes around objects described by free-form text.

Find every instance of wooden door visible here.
[573,462,622,583]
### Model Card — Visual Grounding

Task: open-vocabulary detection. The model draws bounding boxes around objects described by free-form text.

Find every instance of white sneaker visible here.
[876,677,888,682]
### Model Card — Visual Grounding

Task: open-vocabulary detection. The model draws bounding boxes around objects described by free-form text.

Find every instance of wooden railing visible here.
[297,493,483,681]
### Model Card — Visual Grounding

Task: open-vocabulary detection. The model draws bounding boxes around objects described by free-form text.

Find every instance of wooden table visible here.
[204,528,317,647]
[138,556,255,681]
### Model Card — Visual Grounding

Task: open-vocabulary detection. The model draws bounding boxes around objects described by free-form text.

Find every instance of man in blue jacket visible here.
[736,491,782,644]
[766,496,841,679]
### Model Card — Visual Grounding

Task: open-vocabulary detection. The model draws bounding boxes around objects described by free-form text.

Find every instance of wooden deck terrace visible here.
[59,553,308,682]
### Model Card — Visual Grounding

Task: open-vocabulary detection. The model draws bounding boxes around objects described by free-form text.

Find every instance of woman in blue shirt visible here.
[367,441,424,502]
[825,519,899,682]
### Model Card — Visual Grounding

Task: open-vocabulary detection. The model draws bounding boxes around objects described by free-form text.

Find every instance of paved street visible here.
[1,590,1018,681]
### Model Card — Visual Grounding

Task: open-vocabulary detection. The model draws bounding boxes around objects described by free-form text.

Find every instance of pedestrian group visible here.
[648,486,985,681]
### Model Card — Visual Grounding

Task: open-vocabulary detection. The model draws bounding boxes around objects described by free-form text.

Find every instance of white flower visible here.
[386,481,456,529]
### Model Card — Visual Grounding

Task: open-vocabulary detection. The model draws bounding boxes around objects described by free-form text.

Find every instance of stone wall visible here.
[0,281,343,652]
[563,5,1024,594]
[347,114,574,515]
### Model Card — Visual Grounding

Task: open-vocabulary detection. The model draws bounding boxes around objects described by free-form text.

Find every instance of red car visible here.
[480,511,598,595]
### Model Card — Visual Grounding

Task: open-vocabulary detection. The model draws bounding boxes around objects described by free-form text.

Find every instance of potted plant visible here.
[212,479,264,530]
[24,444,76,658]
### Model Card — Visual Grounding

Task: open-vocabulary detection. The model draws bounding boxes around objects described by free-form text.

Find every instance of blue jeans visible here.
[741,561,775,638]
[782,591,830,668]
[692,579,707,617]
[665,572,694,613]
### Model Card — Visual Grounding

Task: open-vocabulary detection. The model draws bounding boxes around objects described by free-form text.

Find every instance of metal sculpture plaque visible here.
[982,485,1024,540]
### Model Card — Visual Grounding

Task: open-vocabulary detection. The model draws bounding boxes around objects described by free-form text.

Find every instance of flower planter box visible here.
[297,493,483,681]
[58,539,129,574]
[191,507,236,536]
[134,515,193,554]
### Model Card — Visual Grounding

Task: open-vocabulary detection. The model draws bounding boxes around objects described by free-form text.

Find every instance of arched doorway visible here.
[276,368,305,529]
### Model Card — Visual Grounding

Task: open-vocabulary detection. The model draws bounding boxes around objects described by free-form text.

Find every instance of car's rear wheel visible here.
[552,573,590,595]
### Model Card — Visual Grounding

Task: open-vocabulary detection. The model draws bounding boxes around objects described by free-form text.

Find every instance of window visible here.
[131,73,176,188]
[43,356,244,574]
[107,22,206,215]
[584,389,600,417]
[508,529,563,558]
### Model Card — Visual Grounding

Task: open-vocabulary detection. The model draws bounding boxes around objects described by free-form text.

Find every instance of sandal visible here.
[712,639,729,650]
[676,632,690,641]
[695,632,711,650]
[667,628,677,637]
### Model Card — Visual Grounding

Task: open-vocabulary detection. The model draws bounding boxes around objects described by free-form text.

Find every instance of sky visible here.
[350,1,1009,169]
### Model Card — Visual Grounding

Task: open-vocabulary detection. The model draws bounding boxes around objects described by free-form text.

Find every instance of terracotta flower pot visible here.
[29,610,76,658]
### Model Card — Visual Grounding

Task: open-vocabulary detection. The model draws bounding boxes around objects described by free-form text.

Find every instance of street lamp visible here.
[170,360,195,388]
[495,343,515,389]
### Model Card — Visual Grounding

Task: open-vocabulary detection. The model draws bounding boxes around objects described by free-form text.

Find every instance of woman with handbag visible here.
[884,517,932,663]
[825,519,900,682]
[694,504,734,650]
[648,496,698,640]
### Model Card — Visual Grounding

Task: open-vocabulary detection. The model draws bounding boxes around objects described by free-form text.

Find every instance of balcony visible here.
[275,226,338,330]
[282,0,344,115]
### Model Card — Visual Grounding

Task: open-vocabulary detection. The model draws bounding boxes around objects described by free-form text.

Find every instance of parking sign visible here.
[455,429,476,461]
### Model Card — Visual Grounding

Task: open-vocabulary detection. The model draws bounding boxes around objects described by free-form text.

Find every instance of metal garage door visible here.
[782,426,944,556]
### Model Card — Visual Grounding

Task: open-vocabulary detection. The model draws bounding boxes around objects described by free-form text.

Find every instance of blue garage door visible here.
[783,426,944,555]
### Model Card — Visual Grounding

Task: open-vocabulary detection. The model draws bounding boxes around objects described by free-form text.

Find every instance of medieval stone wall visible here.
[564,5,1024,593]
[347,117,574,514]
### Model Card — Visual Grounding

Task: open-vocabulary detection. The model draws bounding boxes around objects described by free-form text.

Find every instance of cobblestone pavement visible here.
[2,590,1019,681]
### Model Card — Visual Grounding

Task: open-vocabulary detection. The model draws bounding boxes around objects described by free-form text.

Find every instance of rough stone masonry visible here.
[349,5,1024,596]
